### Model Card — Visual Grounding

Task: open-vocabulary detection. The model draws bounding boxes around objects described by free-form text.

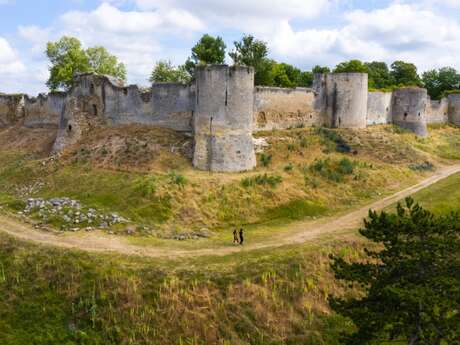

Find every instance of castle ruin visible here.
[1,65,460,172]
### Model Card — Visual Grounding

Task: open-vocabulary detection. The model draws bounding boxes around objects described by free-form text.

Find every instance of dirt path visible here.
[1,164,460,259]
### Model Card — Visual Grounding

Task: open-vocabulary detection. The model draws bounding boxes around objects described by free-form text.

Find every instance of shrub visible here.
[338,158,354,175]
[260,153,272,167]
[316,128,351,153]
[287,143,296,152]
[284,163,294,172]
[310,158,355,183]
[168,171,187,188]
[134,175,157,197]
[409,161,435,172]
[241,174,282,188]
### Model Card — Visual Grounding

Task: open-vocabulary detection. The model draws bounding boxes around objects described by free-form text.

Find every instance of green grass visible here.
[264,199,327,221]
[0,233,357,345]
[410,172,460,215]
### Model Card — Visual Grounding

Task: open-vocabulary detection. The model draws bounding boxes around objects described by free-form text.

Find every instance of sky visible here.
[1,0,460,95]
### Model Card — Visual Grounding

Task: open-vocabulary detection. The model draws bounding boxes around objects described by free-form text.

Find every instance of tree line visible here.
[45,35,460,100]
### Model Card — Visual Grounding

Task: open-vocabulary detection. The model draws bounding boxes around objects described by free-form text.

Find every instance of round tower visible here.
[193,65,256,172]
[392,88,428,137]
[448,93,460,125]
[324,73,368,128]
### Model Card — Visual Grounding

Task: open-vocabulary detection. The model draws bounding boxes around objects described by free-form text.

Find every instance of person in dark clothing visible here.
[239,228,244,245]
[233,229,239,244]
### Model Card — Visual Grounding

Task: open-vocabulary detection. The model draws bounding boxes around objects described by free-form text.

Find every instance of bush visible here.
[134,175,157,197]
[409,161,435,172]
[316,128,352,154]
[168,171,187,188]
[284,163,294,172]
[241,174,282,188]
[260,153,272,167]
[310,158,355,183]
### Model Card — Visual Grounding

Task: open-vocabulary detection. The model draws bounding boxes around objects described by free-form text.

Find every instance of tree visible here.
[46,36,127,91]
[86,46,126,82]
[46,36,90,91]
[422,67,460,100]
[329,198,460,345]
[333,59,368,74]
[185,34,226,76]
[312,65,331,74]
[229,34,269,86]
[149,60,191,84]
[366,61,393,89]
[390,60,422,87]
[298,71,314,87]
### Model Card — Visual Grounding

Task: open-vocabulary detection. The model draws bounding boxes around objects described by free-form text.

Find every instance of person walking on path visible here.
[233,229,239,244]
[239,228,244,245]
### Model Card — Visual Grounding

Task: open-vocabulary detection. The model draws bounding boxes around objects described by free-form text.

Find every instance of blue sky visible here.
[1,0,460,94]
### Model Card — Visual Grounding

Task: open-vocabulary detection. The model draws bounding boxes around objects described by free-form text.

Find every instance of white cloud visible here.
[267,3,460,71]
[61,2,204,34]
[0,37,25,74]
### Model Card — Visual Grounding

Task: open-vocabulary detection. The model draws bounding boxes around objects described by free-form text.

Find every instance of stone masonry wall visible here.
[0,94,24,127]
[367,91,393,125]
[23,93,67,128]
[426,98,449,124]
[253,87,322,131]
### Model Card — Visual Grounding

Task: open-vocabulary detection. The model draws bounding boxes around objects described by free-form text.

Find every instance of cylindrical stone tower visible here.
[448,93,460,125]
[324,73,368,128]
[392,88,428,137]
[193,65,256,172]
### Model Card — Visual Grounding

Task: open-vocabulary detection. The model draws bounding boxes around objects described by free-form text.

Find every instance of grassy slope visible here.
[1,124,460,240]
[1,169,460,344]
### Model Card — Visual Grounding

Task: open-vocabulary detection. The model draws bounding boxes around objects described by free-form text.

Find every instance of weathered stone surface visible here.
[427,97,449,124]
[367,91,393,125]
[392,88,428,137]
[254,87,322,130]
[448,94,460,125]
[193,65,256,172]
[0,94,24,127]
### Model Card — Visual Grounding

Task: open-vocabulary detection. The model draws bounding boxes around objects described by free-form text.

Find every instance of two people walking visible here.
[233,228,244,245]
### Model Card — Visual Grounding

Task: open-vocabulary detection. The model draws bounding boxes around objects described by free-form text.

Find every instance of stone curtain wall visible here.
[253,87,322,131]
[367,91,393,125]
[0,94,24,127]
[103,82,194,132]
[23,93,67,128]
[448,94,460,125]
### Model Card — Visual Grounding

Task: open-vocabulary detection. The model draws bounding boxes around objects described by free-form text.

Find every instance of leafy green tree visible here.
[229,34,270,85]
[390,60,422,87]
[271,63,293,88]
[422,67,460,100]
[312,65,331,74]
[46,36,90,91]
[185,34,226,76]
[149,60,191,84]
[298,71,314,87]
[365,61,393,89]
[329,198,460,345]
[333,59,368,74]
[86,46,126,82]
[46,36,126,91]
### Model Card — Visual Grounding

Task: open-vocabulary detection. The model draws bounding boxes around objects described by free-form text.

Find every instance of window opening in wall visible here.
[404,112,408,118]
[123,88,128,96]
[418,112,421,117]
[68,124,72,132]
[90,83,95,95]
[93,104,98,116]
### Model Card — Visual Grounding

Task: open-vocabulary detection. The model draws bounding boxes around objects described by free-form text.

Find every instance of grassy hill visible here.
[1,170,459,344]
[1,124,460,344]
[1,124,460,241]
